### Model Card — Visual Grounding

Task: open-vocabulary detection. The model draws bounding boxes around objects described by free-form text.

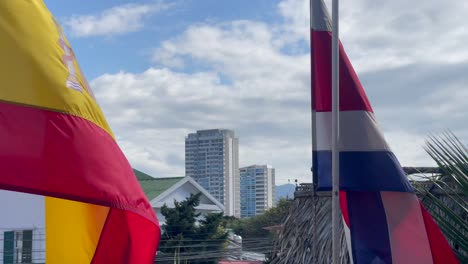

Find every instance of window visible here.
[2,230,33,264]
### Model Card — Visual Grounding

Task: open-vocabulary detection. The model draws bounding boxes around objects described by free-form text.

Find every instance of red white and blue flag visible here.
[310,0,459,263]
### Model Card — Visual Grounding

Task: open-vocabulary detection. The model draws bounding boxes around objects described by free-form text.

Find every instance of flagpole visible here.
[331,0,340,263]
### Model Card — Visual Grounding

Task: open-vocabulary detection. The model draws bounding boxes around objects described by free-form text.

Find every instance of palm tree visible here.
[414,132,467,262]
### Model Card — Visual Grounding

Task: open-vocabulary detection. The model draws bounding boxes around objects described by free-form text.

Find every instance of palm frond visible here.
[415,131,468,262]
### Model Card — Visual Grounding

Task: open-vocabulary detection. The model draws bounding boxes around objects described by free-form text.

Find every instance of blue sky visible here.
[45,0,283,79]
[41,0,468,184]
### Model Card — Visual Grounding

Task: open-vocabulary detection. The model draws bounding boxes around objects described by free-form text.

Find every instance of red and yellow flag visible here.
[0,1,160,263]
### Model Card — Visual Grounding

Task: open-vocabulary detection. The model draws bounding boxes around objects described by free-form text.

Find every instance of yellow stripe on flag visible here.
[0,0,112,135]
[46,198,109,264]
[0,1,117,262]
[1,1,161,262]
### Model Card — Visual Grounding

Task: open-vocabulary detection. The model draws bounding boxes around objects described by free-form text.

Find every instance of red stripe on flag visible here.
[0,101,160,255]
[419,202,459,264]
[92,208,160,264]
[311,30,373,112]
[339,191,350,227]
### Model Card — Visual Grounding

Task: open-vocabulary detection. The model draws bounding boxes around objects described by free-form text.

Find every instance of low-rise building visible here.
[135,169,225,225]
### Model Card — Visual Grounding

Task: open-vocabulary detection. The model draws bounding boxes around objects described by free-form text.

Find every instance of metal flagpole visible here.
[331,0,340,263]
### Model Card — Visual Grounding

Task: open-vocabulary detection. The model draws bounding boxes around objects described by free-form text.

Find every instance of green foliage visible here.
[161,193,201,241]
[228,199,292,239]
[415,132,468,262]
[158,193,228,264]
[222,199,292,263]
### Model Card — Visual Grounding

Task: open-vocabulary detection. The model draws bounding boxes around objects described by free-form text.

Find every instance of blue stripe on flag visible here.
[347,191,392,264]
[313,151,413,192]
[312,150,332,190]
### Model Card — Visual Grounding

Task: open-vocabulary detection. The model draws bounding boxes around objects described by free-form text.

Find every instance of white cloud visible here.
[152,20,310,99]
[422,84,468,121]
[277,0,310,44]
[337,0,468,73]
[279,0,468,73]
[88,0,468,185]
[117,133,186,177]
[385,131,435,167]
[91,65,312,182]
[65,2,171,37]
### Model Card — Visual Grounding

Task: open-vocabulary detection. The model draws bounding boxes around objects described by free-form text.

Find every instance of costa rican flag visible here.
[310,0,459,263]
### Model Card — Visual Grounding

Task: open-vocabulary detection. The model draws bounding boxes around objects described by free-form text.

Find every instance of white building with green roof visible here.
[134,169,225,225]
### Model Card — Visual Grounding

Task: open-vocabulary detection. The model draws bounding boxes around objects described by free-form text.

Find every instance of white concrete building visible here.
[185,129,240,217]
[0,191,45,264]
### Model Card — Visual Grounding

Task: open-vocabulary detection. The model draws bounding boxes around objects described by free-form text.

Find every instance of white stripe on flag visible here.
[342,219,354,264]
[311,0,332,32]
[313,111,390,151]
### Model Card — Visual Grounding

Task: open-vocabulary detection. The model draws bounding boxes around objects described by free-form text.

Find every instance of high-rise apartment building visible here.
[240,165,275,218]
[185,129,240,217]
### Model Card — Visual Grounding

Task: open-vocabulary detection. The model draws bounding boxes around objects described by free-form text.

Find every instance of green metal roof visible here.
[139,177,183,201]
[133,168,184,200]
[133,169,154,180]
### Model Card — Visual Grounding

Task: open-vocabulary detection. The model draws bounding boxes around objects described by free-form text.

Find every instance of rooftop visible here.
[133,169,183,200]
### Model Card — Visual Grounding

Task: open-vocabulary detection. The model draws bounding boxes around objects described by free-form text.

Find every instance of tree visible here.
[230,199,292,239]
[158,193,228,264]
[223,199,292,263]
[415,132,468,262]
[196,212,228,258]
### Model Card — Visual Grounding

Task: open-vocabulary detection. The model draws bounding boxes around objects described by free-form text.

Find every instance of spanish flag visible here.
[0,1,160,263]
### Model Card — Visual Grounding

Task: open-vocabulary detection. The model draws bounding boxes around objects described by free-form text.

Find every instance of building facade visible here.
[0,190,45,264]
[185,129,240,217]
[240,165,275,218]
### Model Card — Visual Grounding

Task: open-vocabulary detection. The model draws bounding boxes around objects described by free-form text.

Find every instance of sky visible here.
[43,0,468,185]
